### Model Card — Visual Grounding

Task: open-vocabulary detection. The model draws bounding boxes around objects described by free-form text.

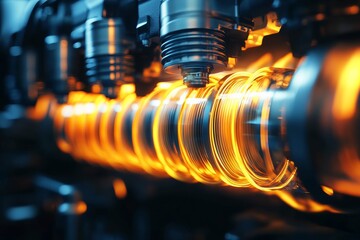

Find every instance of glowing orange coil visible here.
[49,67,297,191]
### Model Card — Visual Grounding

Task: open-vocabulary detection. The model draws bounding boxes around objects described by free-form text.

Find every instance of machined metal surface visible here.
[285,40,360,208]
[160,0,236,87]
[85,18,135,98]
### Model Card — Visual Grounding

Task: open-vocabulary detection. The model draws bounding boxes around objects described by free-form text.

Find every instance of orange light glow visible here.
[333,49,360,120]
[27,94,57,120]
[92,84,102,93]
[75,201,87,214]
[332,148,360,197]
[314,13,325,21]
[153,81,195,181]
[246,53,273,72]
[321,186,334,196]
[133,83,170,176]
[227,57,236,68]
[178,84,221,184]
[272,191,339,213]
[118,84,135,99]
[143,61,162,80]
[273,53,299,69]
[45,70,298,190]
[244,12,281,50]
[345,5,360,15]
[31,67,347,213]
[108,19,116,55]
[113,179,127,199]
[60,38,68,80]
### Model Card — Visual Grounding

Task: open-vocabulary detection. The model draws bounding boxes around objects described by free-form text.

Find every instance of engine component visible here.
[2,0,360,239]
[85,18,135,98]
[158,0,250,87]
[48,68,295,189]
[285,39,360,208]
[160,0,228,87]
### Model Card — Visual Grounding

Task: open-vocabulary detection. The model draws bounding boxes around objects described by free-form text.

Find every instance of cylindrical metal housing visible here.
[52,68,297,190]
[35,61,360,211]
[44,36,73,101]
[285,40,360,208]
[85,18,134,98]
[160,0,236,87]
[10,47,40,105]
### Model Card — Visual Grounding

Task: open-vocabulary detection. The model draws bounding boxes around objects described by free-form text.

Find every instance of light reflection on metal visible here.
[333,48,360,120]
[321,186,334,196]
[288,42,360,201]
[60,38,69,81]
[27,68,283,208]
[243,12,281,50]
[270,191,339,213]
[30,48,360,213]
[31,67,336,212]
[47,68,299,191]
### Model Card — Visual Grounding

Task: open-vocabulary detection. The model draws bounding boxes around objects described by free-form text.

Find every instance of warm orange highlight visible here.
[321,186,334,196]
[272,191,339,213]
[113,179,127,199]
[333,49,360,120]
[108,19,116,55]
[47,69,298,191]
[345,5,360,15]
[60,38,68,80]
[75,201,87,214]
[31,67,344,213]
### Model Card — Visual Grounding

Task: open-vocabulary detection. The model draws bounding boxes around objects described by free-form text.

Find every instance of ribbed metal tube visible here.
[32,64,360,212]
[160,0,236,87]
[161,30,227,87]
[85,18,134,98]
[31,44,360,212]
[52,68,297,190]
